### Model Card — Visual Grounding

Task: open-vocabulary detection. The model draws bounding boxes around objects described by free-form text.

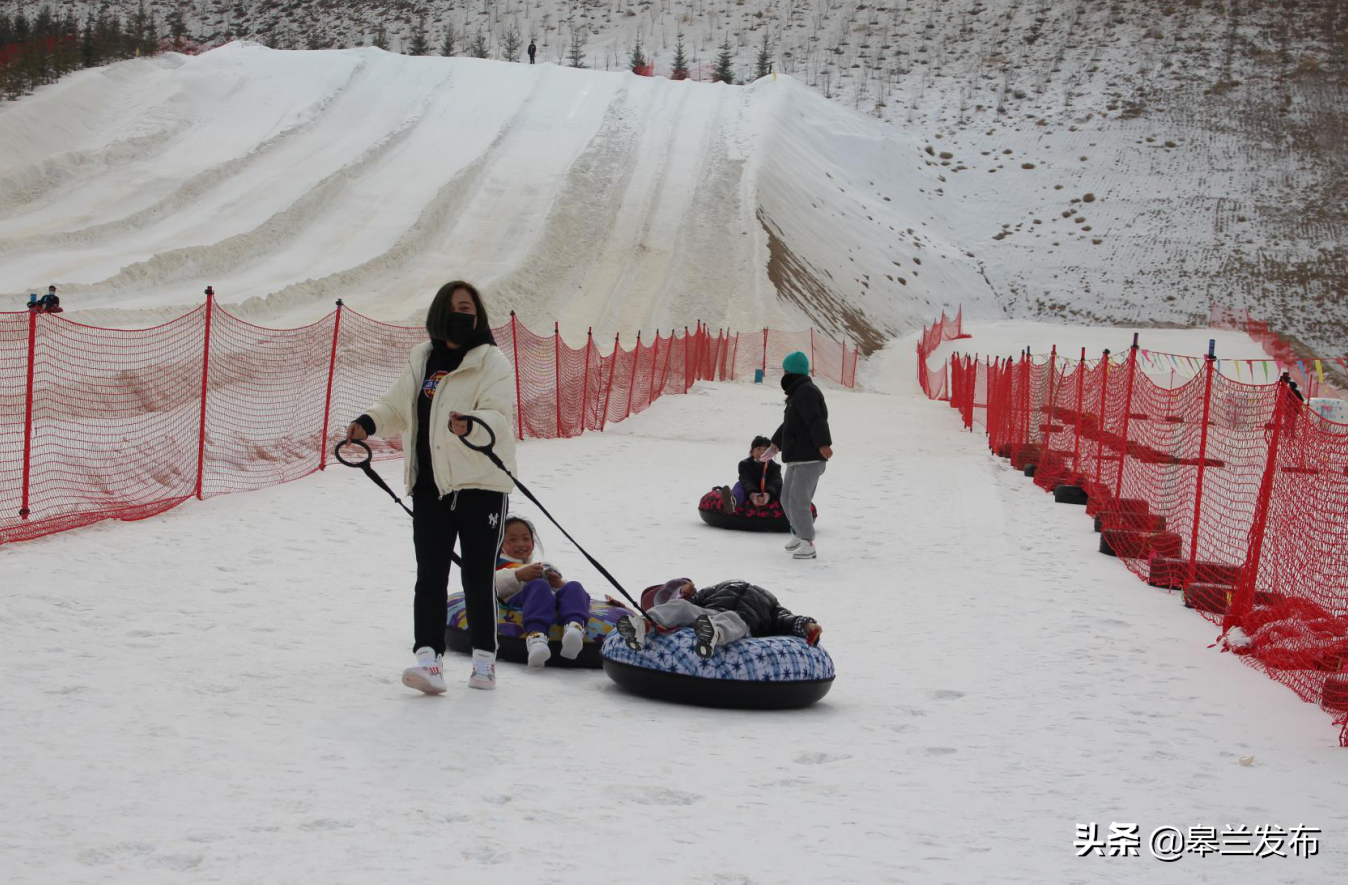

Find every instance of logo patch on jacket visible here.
[422,371,449,398]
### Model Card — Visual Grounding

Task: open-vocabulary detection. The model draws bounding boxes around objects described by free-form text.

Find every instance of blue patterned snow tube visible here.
[601,628,835,709]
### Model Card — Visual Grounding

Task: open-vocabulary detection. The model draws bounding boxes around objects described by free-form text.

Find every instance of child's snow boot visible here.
[560,622,585,660]
[616,614,647,651]
[468,649,497,690]
[402,646,447,695]
[526,632,551,668]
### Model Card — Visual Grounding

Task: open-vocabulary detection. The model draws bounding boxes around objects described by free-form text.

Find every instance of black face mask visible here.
[445,311,477,346]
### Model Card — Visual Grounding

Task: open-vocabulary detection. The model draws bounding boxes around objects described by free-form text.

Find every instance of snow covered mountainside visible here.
[3,0,1345,359]
[0,42,993,348]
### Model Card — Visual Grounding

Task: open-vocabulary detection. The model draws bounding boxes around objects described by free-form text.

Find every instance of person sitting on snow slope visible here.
[714,435,783,514]
[615,578,822,658]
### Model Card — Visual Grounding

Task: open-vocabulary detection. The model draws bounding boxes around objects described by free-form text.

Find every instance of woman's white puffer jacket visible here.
[363,341,518,496]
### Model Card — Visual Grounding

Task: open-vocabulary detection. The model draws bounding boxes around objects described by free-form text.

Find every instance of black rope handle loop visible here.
[454,413,497,454]
[334,439,373,468]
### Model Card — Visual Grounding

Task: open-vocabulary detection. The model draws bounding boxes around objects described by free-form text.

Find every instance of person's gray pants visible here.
[646,599,749,644]
[781,461,826,541]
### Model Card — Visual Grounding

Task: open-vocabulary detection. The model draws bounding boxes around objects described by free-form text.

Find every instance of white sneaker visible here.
[560,622,585,660]
[401,647,447,695]
[784,535,803,551]
[793,539,817,560]
[468,650,496,690]
[526,632,551,668]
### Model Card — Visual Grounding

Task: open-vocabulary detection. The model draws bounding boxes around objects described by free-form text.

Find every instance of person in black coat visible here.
[714,435,782,513]
[527,40,536,63]
[617,578,822,658]
[763,351,832,558]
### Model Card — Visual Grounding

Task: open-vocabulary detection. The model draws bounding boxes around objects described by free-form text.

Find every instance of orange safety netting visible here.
[931,313,1348,747]
[915,307,970,400]
[727,327,860,389]
[1,302,856,547]
[1211,306,1346,400]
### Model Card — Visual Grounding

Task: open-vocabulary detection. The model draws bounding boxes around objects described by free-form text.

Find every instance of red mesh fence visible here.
[728,327,861,388]
[1,302,852,547]
[1211,306,1347,399]
[915,307,970,400]
[934,312,1348,746]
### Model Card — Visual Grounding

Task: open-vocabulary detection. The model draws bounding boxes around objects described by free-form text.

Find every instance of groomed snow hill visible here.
[2,322,1346,885]
[6,0,1346,361]
[0,42,997,349]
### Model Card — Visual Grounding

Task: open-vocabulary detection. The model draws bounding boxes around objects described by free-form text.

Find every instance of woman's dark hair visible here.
[751,435,773,452]
[427,280,489,340]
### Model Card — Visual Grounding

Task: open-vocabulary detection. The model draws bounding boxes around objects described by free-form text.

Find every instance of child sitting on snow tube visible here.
[712,435,782,513]
[616,578,822,658]
[496,516,591,667]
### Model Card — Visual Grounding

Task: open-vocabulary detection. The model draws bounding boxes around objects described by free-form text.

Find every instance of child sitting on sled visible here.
[496,516,592,667]
[713,435,783,514]
[616,578,822,658]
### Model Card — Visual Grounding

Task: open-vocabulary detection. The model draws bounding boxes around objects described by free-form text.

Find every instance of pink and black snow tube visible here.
[697,490,817,533]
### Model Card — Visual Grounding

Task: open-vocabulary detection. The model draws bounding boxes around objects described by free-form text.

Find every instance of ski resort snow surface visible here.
[2,43,1347,885]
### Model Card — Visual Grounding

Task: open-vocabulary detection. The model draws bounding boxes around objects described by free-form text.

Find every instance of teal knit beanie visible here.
[783,351,809,375]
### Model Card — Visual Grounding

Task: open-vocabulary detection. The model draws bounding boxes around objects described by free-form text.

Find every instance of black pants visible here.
[411,488,509,655]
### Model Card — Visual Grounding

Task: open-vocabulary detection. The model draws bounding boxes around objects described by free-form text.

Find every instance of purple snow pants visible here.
[512,579,591,634]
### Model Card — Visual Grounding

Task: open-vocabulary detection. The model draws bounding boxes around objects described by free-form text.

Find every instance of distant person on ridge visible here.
[345,281,518,696]
[760,351,832,560]
[527,40,536,64]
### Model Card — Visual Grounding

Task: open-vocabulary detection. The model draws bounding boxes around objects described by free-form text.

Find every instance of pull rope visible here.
[334,439,463,567]
[455,415,647,615]
[335,424,644,616]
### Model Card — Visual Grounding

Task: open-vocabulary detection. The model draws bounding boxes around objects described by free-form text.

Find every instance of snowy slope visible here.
[0,43,995,348]
[3,352,1347,884]
[5,1,1344,355]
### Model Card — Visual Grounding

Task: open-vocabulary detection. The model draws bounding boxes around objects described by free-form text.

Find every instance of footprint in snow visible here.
[462,846,512,865]
[620,787,703,806]
[925,747,959,755]
[147,853,205,871]
[928,690,967,701]
[299,819,354,831]
[794,751,852,765]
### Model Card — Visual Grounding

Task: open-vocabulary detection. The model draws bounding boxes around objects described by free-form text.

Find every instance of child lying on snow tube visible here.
[602,579,833,709]
[444,516,631,668]
[619,578,823,656]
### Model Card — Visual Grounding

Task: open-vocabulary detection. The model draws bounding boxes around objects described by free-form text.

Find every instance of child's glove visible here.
[789,616,822,646]
[804,622,823,646]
